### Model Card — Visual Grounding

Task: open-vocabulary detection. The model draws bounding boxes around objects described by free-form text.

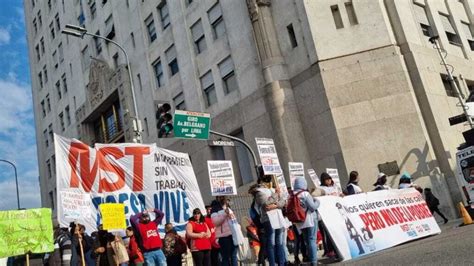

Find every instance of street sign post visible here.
[173,110,211,140]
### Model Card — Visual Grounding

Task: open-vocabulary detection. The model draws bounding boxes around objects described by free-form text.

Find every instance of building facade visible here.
[24,0,474,218]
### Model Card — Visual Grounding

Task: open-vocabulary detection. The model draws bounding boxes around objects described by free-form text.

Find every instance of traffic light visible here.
[156,102,173,138]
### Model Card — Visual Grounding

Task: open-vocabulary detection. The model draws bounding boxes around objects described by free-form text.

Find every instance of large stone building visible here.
[24,0,474,218]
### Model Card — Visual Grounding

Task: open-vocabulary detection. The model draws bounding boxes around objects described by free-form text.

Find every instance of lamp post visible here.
[62,24,143,143]
[0,159,20,209]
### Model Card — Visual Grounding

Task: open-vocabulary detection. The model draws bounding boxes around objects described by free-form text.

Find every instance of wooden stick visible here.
[26,253,29,266]
[78,235,85,266]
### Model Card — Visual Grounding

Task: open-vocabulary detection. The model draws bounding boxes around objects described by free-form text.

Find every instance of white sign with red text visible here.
[318,189,441,261]
[54,134,205,233]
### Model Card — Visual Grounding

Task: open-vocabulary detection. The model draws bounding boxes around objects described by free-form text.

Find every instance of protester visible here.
[424,188,449,224]
[130,208,167,265]
[293,177,320,266]
[49,227,72,266]
[319,172,339,259]
[70,223,94,266]
[126,226,144,266]
[346,171,363,195]
[211,196,238,266]
[204,204,219,266]
[320,172,340,196]
[373,173,391,191]
[291,225,307,264]
[246,219,261,262]
[93,225,113,266]
[248,183,267,266]
[186,208,212,266]
[255,174,287,266]
[163,223,187,266]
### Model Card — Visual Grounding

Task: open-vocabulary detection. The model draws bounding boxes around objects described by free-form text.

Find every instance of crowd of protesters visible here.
[44,168,448,266]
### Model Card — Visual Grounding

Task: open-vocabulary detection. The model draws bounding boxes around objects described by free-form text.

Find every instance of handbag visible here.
[229,219,244,246]
[110,240,129,264]
[237,237,253,262]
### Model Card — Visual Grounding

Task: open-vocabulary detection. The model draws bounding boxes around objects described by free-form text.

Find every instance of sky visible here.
[0,1,41,210]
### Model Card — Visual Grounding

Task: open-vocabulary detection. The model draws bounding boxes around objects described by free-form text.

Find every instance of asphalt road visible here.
[330,219,474,266]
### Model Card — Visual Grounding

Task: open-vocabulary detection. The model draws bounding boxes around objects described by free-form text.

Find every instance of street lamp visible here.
[62,24,143,143]
[0,159,20,209]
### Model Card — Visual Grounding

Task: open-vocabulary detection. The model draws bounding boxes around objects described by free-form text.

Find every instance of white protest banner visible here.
[207,160,237,196]
[60,191,93,220]
[288,162,304,190]
[54,134,205,234]
[318,189,441,261]
[308,169,320,188]
[326,168,343,193]
[255,138,282,175]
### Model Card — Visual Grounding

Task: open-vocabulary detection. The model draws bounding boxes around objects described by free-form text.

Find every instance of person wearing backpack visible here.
[163,223,187,266]
[255,174,287,266]
[424,188,449,224]
[292,176,320,266]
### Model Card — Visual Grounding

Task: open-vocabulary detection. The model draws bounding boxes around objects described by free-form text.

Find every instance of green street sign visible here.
[173,110,211,140]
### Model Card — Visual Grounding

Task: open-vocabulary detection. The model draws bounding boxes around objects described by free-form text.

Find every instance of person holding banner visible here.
[346,171,363,195]
[70,223,94,266]
[186,208,212,266]
[130,209,167,266]
[255,174,287,266]
[319,173,339,259]
[373,173,391,191]
[293,177,320,266]
[210,196,239,266]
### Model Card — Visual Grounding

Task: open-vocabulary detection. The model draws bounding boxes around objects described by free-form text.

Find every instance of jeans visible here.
[263,221,286,266]
[302,225,318,265]
[218,235,238,266]
[143,249,167,266]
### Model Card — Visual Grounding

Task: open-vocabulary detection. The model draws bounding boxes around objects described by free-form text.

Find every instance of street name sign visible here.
[173,110,211,140]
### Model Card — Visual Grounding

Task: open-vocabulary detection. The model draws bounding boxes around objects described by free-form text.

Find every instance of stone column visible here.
[247,0,311,180]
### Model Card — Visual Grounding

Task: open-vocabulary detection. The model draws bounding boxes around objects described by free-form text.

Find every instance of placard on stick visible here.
[99,203,126,231]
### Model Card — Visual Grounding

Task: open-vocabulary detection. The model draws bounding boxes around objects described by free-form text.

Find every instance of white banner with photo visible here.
[207,160,237,196]
[54,134,205,234]
[318,189,441,261]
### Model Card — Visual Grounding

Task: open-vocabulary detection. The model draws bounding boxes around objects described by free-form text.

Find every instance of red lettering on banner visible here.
[400,206,415,222]
[391,207,408,223]
[68,142,98,192]
[97,147,125,192]
[67,141,151,192]
[125,146,150,191]
[359,211,386,231]
[380,209,397,226]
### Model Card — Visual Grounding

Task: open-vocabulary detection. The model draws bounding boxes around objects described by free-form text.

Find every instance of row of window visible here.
[190,2,226,55]
[331,1,359,30]
[414,3,474,50]
[40,74,67,117]
[152,45,179,88]
[145,1,171,43]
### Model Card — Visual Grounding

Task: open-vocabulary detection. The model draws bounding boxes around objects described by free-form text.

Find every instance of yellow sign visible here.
[99,203,126,230]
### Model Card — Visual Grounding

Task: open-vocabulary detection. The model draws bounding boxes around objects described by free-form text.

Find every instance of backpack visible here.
[286,190,307,223]
[249,200,263,229]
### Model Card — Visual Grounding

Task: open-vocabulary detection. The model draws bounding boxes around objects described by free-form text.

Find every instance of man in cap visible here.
[130,208,166,265]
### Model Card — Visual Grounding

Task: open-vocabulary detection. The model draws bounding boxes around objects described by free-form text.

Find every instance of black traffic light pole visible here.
[209,130,260,178]
[430,36,474,128]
